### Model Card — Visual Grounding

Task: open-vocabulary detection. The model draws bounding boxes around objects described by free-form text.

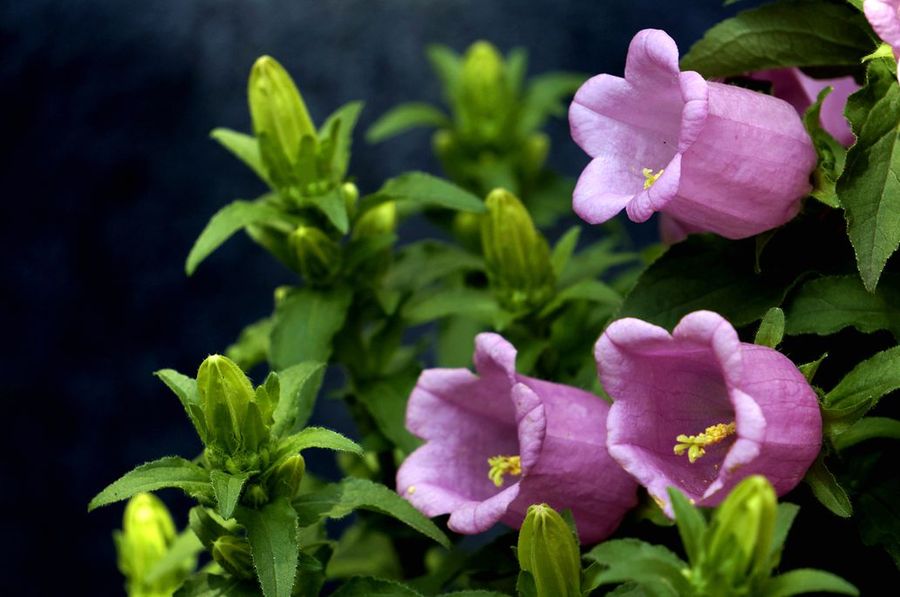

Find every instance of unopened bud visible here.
[248,56,317,189]
[452,211,483,253]
[211,535,255,580]
[244,483,269,508]
[517,504,581,597]
[289,225,341,284]
[481,188,555,311]
[353,201,398,239]
[270,455,306,499]
[341,182,359,217]
[522,133,550,176]
[459,41,510,142]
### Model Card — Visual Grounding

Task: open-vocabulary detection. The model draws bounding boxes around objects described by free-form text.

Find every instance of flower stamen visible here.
[642,167,664,190]
[487,455,522,487]
[674,422,736,463]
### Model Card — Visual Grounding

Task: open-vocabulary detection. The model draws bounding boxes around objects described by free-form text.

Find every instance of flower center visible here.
[673,421,736,463]
[487,455,521,486]
[642,167,664,190]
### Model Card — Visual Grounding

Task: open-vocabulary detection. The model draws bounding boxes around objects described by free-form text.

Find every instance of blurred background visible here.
[0,0,819,593]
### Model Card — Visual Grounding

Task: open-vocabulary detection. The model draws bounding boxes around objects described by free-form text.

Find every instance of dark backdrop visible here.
[0,1,778,594]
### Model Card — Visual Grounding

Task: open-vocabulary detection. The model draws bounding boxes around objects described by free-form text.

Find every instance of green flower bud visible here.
[243,483,269,508]
[270,454,306,500]
[704,475,778,590]
[115,493,192,597]
[211,535,255,580]
[521,133,550,177]
[248,55,317,189]
[481,188,555,312]
[197,355,275,462]
[341,182,360,218]
[517,504,581,597]
[352,201,397,239]
[452,211,483,253]
[432,129,456,161]
[289,225,341,284]
[459,41,510,143]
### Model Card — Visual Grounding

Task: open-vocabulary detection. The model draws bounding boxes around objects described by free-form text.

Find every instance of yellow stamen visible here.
[406,486,416,495]
[487,455,522,487]
[642,167,664,190]
[673,422,737,463]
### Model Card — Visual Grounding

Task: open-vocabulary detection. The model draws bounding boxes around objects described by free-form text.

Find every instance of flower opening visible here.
[488,455,522,486]
[674,421,737,463]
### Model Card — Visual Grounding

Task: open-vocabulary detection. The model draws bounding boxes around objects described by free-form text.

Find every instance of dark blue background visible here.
[0,0,777,593]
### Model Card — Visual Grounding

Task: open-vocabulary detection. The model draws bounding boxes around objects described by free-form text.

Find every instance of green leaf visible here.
[681,0,872,77]
[667,488,707,567]
[804,88,846,208]
[832,417,900,451]
[331,576,424,597]
[785,275,900,338]
[237,498,299,597]
[277,427,363,460]
[383,240,484,294]
[426,44,461,102]
[210,128,271,187]
[550,226,580,278]
[538,279,621,319]
[269,287,353,369]
[318,101,363,181]
[755,307,785,348]
[304,187,349,233]
[186,199,287,275]
[375,171,485,213]
[271,361,326,438]
[326,525,402,580]
[293,478,450,548]
[582,539,688,596]
[354,372,422,453]
[225,317,273,372]
[145,528,203,584]
[175,572,260,597]
[89,457,211,511]
[823,345,900,427]
[518,72,585,134]
[770,503,801,562]
[763,569,859,596]
[210,470,251,520]
[402,288,500,325]
[804,455,853,518]
[839,59,900,291]
[366,103,450,143]
[155,369,207,443]
[799,353,828,383]
[617,235,791,330]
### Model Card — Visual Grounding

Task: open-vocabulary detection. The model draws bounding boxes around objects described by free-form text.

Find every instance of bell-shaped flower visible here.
[397,333,637,543]
[750,68,858,147]
[595,311,821,516]
[865,0,900,80]
[570,29,817,240]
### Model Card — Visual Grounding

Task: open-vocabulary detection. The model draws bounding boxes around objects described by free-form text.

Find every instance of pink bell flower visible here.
[570,29,817,240]
[595,311,822,516]
[397,333,637,544]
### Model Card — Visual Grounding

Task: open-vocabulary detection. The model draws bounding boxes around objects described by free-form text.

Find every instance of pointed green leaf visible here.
[770,503,801,563]
[331,577,423,597]
[89,457,211,511]
[538,279,621,319]
[804,456,852,518]
[823,345,900,427]
[269,287,353,369]
[237,498,299,597]
[186,199,287,275]
[763,569,859,597]
[402,288,500,325]
[681,0,872,77]
[839,59,900,291]
[277,427,363,460]
[832,417,900,451]
[319,101,363,180]
[550,226,580,278]
[374,171,485,213]
[755,307,785,348]
[210,128,271,187]
[518,72,585,134]
[225,317,274,372]
[785,275,900,338]
[304,187,349,233]
[383,240,484,294]
[667,487,707,567]
[271,361,326,438]
[293,478,450,548]
[366,103,450,143]
[582,539,689,595]
[354,372,422,453]
[799,353,828,383]
[210,470,251,520]
[155,369,207,442]
[426,44,461,102]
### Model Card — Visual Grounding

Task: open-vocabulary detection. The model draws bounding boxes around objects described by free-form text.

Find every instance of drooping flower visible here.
[750,68,858,146]
[595,311,821,515]
[864,0,900,79]
[569,29,817,240]
[397,333,637,543]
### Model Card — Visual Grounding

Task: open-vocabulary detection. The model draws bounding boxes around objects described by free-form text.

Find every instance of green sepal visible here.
[755,307,785,348]
[803,455,853,518]
[89,457,212,511]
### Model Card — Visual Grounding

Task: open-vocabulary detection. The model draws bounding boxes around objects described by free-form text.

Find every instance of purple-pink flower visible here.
[397,333,637,544]
[865,0,900,80]
[750,68,858,147]
[570,29,817,240]
[595,311,822,515]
